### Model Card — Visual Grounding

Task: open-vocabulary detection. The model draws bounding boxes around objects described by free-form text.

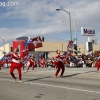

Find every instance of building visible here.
[0,43,11,58]
[0,42,100,59]
[35,42,100,58]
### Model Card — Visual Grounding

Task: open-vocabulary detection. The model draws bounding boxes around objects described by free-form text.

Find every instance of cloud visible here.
[0,0,100,46]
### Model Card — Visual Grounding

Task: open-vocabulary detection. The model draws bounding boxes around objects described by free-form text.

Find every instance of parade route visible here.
[0,67,100,100]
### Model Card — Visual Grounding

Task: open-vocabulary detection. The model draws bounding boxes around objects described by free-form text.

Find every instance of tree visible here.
[91,39,95,44]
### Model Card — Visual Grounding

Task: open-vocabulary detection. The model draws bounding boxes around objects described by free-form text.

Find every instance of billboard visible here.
[81,27,95,36]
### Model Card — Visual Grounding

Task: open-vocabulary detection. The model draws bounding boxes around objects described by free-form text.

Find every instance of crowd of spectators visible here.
[1,51,100,69]
[46,51,100,68]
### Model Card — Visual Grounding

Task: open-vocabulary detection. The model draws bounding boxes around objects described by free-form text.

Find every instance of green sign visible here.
[73,38,77,41]
[77,50,81,53]
[2,51,6,55]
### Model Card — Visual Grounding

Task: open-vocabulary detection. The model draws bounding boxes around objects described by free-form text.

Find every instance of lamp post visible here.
[0,38,5,55]
[56,9,72,41]
[62,20,77,44]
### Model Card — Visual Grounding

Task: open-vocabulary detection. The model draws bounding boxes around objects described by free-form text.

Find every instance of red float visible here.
[12,36,34,58]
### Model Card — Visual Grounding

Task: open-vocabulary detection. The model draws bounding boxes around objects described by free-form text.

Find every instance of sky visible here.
[0,0,100,46]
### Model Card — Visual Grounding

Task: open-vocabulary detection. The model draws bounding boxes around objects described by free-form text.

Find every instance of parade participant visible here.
[9,48,23,83]
[37,58,41,67]
[36,52,42,68]
[0,53,12,69]
[20,58,25,70]
[0,64,2,70]
[0,63,3,70]
[41,58,46,68]
[53,57,57,68]
[26,54,35,72]
[96,54,100,73]
[0,61,5,70]
[54,50,65,78]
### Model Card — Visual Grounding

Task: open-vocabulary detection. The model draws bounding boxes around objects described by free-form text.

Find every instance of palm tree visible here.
[91,39,95,44]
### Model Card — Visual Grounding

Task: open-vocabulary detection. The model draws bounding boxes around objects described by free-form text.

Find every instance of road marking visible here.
[0,78,13,82]
[0,78,100,94]
[24,82,100,94]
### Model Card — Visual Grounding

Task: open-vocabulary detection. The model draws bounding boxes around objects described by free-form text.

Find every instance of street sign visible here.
[73,38,77,41]
[2,51,6,55]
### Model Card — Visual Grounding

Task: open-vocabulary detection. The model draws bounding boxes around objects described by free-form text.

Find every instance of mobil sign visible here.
[81,27,95,36]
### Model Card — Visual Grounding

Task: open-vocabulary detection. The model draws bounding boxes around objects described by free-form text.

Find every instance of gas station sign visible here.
[81,27,95,36]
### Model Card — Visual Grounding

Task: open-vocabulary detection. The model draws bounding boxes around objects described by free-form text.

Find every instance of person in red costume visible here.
[0,62,4,70]
[96,54,100,73]
[9,48,23,83]
[41,58,46,68]
[26,55,35,72]
[54,50,65,78]
[53,57,57,68]
[0,61,5,70]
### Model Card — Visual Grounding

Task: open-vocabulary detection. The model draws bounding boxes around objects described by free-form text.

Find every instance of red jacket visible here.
[96,58,100,67]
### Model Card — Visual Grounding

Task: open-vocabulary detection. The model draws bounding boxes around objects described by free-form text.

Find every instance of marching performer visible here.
[0,61,5,70]
[37,52,42,68]
[54,50,65,78]
[26,54,35,72]
[0,63,3,70]
[37,57,41,68]
[41,58,46,68]
[0,56,7,70]
[96,54,100,73]
[6,48,23,83]
[52,57,57,68]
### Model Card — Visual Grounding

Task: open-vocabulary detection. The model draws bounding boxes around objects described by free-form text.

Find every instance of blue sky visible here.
[0,0,100,46]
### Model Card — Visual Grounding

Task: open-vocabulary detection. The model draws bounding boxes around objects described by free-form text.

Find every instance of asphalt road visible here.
[0,67,100,100]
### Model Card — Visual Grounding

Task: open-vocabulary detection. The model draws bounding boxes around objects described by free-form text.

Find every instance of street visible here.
[0,67,100,100]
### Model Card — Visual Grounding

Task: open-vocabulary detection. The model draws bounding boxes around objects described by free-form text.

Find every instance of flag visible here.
[24,37,33,50]
[24,36,43,50]
[32,36,43,48]
[36,52,42,61]
[0,55,6,61]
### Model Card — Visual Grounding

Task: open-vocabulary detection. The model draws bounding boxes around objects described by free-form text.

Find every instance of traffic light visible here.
[73,44,77,51]
[42,37,44,42]
[88,42,93,51]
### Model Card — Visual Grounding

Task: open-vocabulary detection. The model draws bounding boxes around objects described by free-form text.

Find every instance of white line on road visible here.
[0,78,13,82]
[0,78,100,94]
[24,82,100,94]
